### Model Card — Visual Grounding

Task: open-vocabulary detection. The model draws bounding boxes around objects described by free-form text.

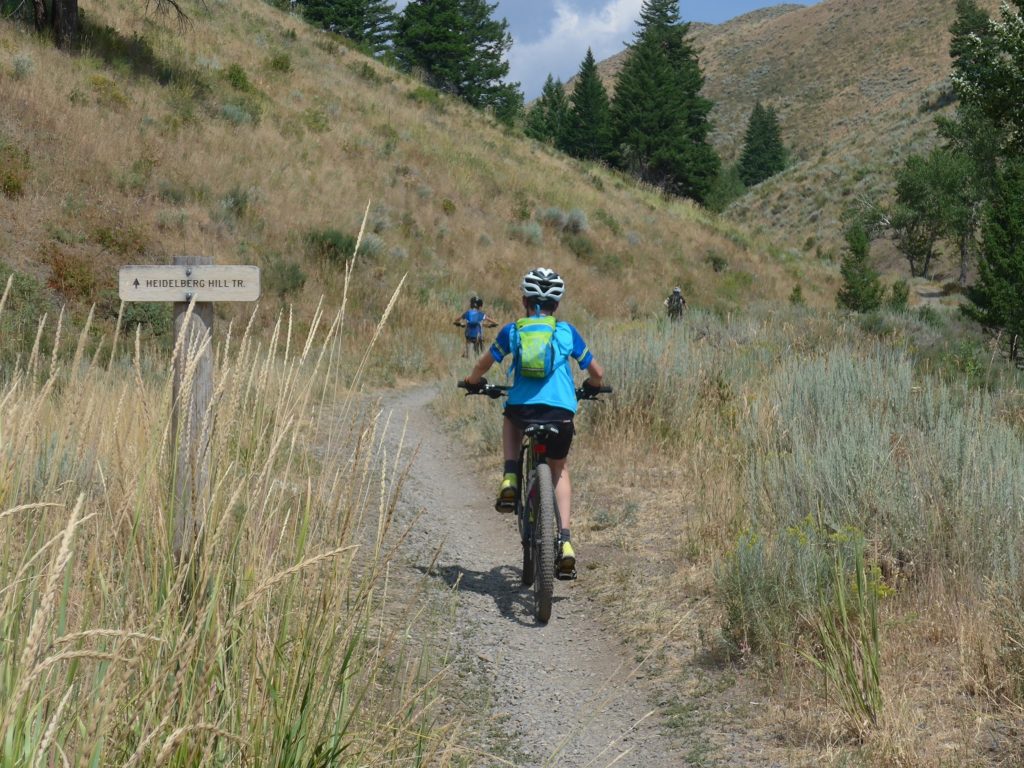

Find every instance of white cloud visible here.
[509,0,643,97]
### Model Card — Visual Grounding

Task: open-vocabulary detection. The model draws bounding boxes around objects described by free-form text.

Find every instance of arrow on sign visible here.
[133,279,140,288]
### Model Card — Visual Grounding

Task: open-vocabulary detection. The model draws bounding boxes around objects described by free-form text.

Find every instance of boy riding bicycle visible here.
[462,268,606,575]
[454,296,497,358]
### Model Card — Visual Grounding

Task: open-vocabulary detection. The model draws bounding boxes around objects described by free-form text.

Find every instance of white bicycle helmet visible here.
[521,267,565,302]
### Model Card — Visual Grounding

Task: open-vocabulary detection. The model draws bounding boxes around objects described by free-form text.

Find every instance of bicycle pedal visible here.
[556,568,577,581]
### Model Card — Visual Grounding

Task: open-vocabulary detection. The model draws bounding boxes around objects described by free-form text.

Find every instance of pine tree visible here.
[837,222,883,312]
[737,102,787,186]
[395,0,520,113]
[965,161,1024,359]
[565,49,612,161]
[609,0,719,201]
[525,75,571,147]
[301,0,397,55]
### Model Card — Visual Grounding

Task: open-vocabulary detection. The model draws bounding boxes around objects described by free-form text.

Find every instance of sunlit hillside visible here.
[593,0,1000,262]
[0,0,830,369]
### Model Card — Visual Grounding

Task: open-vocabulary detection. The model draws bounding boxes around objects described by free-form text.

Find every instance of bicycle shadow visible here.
[415,562,566,627]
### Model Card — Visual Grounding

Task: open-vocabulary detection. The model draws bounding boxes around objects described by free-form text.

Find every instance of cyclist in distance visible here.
[665,286,686,320]
[462,268,605,574]
[454,295,497,358]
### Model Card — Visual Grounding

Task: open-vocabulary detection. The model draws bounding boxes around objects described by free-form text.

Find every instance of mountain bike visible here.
[457,381,613,622]
[452,321,486,356]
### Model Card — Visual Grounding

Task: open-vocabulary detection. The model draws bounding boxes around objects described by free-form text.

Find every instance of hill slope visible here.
[593,0,999,262]
[0,0,830,367]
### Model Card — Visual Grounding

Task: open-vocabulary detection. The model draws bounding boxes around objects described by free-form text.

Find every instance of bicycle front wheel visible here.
[532,463,556,623]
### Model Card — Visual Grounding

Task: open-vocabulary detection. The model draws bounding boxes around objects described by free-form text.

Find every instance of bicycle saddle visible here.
[523,423,561,439]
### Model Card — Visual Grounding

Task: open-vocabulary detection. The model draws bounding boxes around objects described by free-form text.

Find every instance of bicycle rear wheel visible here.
[532,463,556,623]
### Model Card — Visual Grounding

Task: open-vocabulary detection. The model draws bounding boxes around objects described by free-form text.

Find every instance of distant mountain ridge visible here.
[586,0,1000,259]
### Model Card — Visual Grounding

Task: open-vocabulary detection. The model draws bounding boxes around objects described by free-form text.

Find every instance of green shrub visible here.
[0,264,49,366]
[508,221,542,246]
[302,106,330,133]
[789,284,805,306]
[225,63,253,91]
[262,254,306,298]
[11,55,32,80]
[705,252,728,272]
[92,223,147,256]
[220,96,262,126]
[887,280,910,312]
[357,233,386,259]
[539,207,567,229]
[408,86,443,111]
[350,61,384,84]
[562,233,594,260]
[0,142,29,199]
[441,198,456,216]
[47,247,98,302]
[218,186,252,222]
[121,301,172,336]
[594,208,622,236]
[89,74,128,108]
[304,228,356,263]
[157,179,187,204]
[565,209,589,234]
[266,52,292,73]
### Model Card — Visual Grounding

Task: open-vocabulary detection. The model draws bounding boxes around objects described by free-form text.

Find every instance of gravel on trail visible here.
[380,385,689,768]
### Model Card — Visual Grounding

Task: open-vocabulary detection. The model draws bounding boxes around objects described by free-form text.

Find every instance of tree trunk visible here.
[959,234,970,287]
[33,0,47,32]
[51,0,79,50]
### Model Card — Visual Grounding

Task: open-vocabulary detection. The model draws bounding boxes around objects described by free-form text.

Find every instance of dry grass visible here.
[0,260,477,764]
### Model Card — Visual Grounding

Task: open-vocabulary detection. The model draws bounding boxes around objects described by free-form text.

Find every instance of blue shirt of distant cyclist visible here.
[490,317,593,414]
[461,309,485,340]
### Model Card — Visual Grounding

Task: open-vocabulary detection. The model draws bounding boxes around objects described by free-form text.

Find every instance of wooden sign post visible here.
[119,257,261,573]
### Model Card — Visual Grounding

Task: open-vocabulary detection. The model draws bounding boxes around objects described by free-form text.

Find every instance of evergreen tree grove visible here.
[525,75,571,147]
[737,102,787,186]
[610,0,719,201]
[395,0,521,113]
[301,0,397,55]
[565,49,612,161]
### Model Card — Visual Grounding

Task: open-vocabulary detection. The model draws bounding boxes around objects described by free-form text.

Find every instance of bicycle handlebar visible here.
[457,381,613,401]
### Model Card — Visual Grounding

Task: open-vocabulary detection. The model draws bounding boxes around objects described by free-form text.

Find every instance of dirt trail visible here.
[380,385,688,768]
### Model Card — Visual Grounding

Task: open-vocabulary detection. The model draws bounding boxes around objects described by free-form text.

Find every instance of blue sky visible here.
[393,1,818,98]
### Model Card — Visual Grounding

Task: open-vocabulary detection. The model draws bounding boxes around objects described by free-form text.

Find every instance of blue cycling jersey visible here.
[490,316,593,413]
[462,309,484,339]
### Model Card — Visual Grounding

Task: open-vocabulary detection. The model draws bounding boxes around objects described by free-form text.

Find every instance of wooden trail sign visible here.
[120,257,260,578]
[119,264,260,302]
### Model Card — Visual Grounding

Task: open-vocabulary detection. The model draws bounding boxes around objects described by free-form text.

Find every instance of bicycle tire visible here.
[532,463,556,623]
[517,448,534,587]
[521,534,535,587]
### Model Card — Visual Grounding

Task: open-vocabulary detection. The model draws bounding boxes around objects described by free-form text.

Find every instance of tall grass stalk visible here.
[0,266,461,765]
[804,545,883,735]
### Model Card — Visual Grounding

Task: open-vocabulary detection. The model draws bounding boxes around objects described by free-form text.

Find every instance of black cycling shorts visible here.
[504,405,575,460]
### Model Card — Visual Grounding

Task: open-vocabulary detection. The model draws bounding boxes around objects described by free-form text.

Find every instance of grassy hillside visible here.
[593,0,1000,267]
[0,0,831,373]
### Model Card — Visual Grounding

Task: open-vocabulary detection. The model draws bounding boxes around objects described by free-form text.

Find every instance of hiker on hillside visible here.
[462,268,606,576]
[453,295,497,357]
[664,286,686,320]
